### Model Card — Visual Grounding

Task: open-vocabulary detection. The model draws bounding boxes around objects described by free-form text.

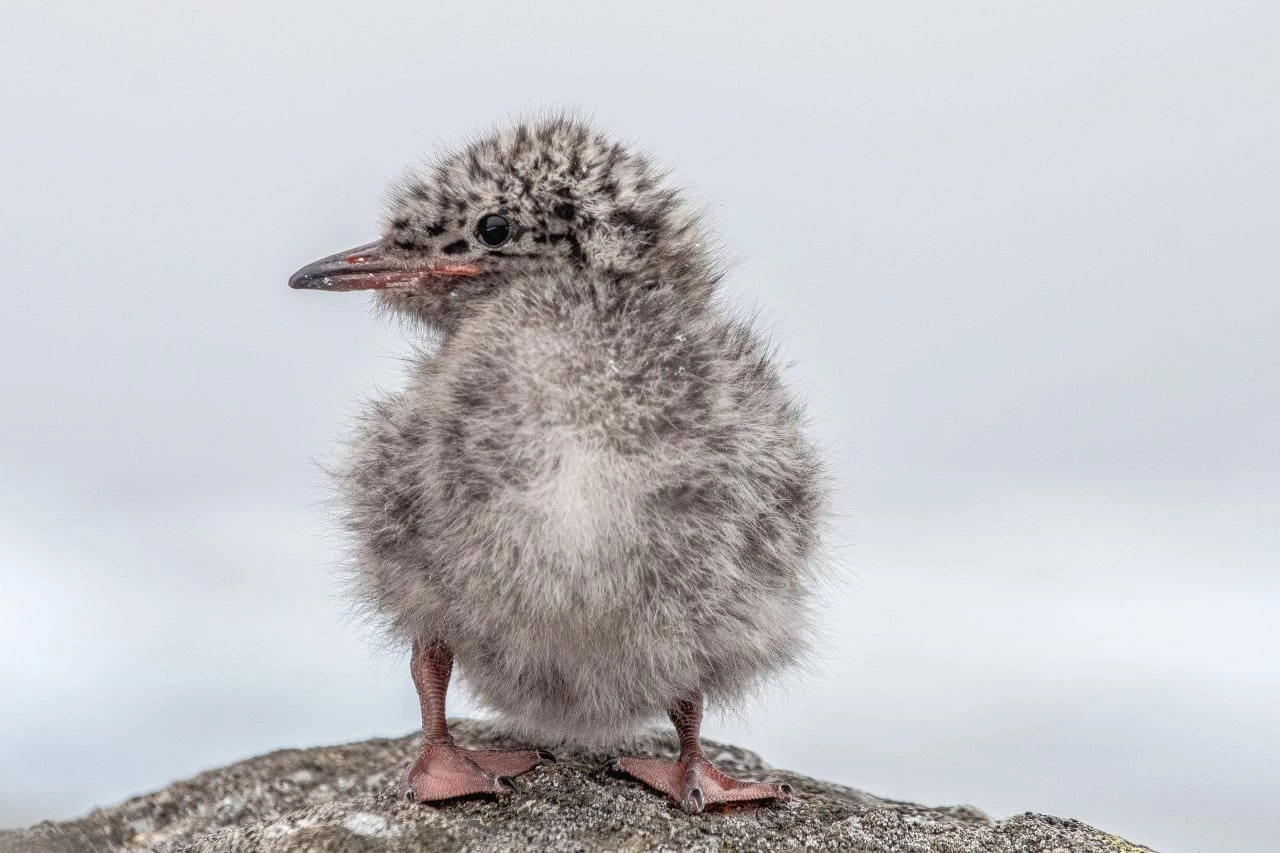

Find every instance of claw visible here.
[403,788,416,802]
[684,787,705,814]
[779,783,794,797]
[537,749,557,764]
[599,758,621,776]
[497,775,519,793]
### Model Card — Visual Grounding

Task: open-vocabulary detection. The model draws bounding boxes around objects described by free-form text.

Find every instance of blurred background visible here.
[1,2,1276,851]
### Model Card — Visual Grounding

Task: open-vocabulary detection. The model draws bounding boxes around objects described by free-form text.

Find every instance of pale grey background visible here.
[1,2,1276,852]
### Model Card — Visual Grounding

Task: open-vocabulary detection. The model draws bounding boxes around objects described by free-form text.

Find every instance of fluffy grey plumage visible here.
[325,118,824,747]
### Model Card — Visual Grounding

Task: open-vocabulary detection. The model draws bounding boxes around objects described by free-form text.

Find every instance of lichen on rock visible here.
[0,719,1157,853]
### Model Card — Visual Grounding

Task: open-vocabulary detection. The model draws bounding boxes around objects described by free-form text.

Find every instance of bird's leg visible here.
[609,694,793,813]
[402,640,552,802]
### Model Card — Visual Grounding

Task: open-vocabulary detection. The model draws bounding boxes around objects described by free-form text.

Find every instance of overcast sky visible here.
[1,2,1276,851]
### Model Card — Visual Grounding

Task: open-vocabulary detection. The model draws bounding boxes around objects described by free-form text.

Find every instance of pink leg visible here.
[402,641,552,802]
[610,695,793,813]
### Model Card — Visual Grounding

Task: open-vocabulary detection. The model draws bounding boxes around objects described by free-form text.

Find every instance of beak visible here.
[288,240,480,291]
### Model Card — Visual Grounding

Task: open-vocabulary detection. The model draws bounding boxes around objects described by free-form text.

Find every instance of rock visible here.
[1,719,1156,852]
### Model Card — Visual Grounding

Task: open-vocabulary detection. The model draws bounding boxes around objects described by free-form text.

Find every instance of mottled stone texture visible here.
[1,719,1156,853]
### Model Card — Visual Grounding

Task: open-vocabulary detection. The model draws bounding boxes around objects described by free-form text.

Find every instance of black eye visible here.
[476,214,512,247]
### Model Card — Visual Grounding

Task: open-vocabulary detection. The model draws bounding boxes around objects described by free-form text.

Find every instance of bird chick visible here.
[290,118,825,813]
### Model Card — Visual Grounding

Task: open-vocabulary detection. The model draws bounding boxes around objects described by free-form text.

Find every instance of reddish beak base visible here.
[289,240,479,291]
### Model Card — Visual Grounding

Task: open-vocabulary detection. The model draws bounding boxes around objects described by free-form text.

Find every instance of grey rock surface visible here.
[1,719,1156,852]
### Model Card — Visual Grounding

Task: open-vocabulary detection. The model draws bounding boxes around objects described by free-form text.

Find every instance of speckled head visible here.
[289,118,716,330]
